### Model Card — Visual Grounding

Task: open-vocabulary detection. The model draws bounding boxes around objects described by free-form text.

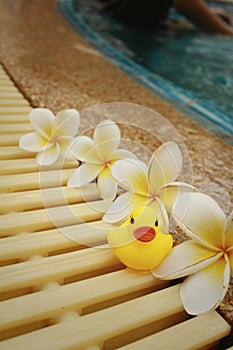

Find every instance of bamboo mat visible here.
[0,64,231,349]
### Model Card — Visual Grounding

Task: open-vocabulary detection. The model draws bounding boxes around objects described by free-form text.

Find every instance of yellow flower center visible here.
[50,136,59,144]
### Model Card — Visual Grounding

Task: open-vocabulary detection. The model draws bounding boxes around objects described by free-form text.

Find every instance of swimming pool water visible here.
[58,0,233,143]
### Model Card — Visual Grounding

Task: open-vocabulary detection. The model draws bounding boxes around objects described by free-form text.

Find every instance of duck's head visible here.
[107,206,173,270]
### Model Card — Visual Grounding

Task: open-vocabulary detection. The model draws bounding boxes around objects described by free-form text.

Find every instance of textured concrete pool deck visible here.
[0,0,232,329]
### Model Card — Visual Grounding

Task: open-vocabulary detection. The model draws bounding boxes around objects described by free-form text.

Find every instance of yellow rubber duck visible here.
[107,206,173,270]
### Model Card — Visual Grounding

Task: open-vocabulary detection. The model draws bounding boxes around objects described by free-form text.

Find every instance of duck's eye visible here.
[130,217,135,224]
[155,220,159,227]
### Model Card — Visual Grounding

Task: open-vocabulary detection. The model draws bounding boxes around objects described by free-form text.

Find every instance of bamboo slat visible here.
[0,106,31,115]
[0,114,29,123]
[0,91,25,99]
[0,146,36,160]
[0,285,188,350]
[0,99,30,107]
[0,123,33,133]
[0,248,122,300]
[0,86,20,92]
[0,199,110,236]
[0,133,25,146]
[0,184,101,213]
[0,269,168,338]
[0,168,75,192]
[0,63,231,350]
[118,312,231,350]
[0,220,114,264]
[0,158,77,175]
[0,80,16,87]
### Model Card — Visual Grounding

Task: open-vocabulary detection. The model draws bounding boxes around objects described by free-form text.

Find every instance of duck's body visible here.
[107,206,173,270]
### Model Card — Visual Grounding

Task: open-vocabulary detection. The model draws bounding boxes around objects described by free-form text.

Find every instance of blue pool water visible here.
[58,0,233,143]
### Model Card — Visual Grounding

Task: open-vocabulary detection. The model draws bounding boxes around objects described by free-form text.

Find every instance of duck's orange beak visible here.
[133,226,156,242]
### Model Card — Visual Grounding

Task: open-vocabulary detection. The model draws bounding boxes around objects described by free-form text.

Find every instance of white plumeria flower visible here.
[68,119,137,201]
[19,108,80,166]
[152,192,233,315]
[103,142,194,232]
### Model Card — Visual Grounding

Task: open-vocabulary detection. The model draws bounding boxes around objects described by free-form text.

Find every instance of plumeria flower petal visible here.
[103,192,145,223]
[225,210,233,250]
[172,192,226,250]
[19,108,80,166]
[104,142,195,225]
[104,191,169,232]
[59,136,75,156]
[68,163,103,188]
[152,192,233,315]
[68,119,137,201]
[97,167,118,201]
[111,149,138,161]
[148,142,182,194]
[111,159,148,195]
[180,255,230,315]
[152,240,221,279]
[228,250,233,273]
[93,119,120,160]
[159,182,196,213]
[148,197,169,233]
[19,132,48,152]
[36,143,60,166]
[68,136,99,163]
[53,109,80,138]
[29,108,53,138]
[225,211,233,272]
